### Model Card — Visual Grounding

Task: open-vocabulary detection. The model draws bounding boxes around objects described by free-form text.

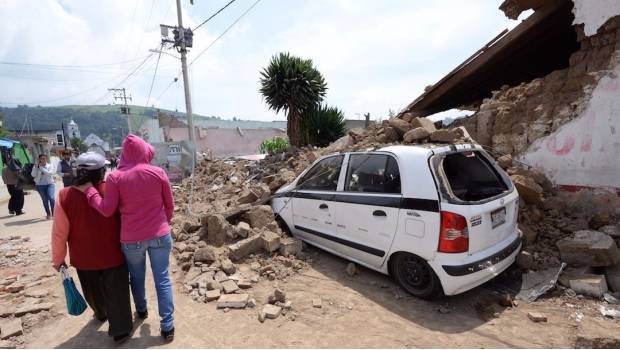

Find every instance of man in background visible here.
[2,150,24,216]
[57,150,75,188]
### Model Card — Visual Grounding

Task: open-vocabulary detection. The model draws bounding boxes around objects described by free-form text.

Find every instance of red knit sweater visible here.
[59,185,125,270]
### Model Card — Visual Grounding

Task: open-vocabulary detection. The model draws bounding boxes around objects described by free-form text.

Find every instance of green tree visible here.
[259,52,327,147]
[70,137,88,153]
[302,104,347,147]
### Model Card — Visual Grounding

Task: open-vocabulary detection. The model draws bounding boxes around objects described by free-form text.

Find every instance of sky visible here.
[0,0,528,122]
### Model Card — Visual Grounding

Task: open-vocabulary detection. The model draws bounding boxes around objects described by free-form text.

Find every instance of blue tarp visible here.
[0,138,19,148]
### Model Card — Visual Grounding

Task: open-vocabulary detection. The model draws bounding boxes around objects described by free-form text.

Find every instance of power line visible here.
[0,56,151,69]
[189,0,261,66]
[145,46,164,107]
[193,0,237,32]
[156,77,178,101]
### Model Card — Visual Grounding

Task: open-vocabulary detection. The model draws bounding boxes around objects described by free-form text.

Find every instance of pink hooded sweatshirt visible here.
[85,135,174,243]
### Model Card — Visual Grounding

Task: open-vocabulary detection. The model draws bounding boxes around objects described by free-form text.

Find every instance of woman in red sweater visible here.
[51,152,133,344]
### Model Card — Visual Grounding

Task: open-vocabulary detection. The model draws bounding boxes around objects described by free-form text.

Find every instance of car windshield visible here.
[441,151,509,201]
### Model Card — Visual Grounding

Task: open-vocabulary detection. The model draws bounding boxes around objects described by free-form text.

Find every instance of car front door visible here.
[332,153,402,268]
[291,155,344,248]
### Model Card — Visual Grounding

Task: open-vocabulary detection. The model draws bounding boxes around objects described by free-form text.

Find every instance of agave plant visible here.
[259,52,327,147]
[302,104,347,147]
[259,136,290,155]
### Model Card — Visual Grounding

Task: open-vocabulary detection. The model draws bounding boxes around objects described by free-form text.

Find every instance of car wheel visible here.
[391,253,444,299]
[275,215,292,236]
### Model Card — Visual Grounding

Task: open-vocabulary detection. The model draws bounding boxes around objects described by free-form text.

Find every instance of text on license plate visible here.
[491,207,506,228]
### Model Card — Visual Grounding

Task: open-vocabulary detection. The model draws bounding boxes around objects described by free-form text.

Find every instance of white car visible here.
[271,144,522,298]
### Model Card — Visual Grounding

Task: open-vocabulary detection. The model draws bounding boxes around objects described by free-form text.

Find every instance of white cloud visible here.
[0,0,524,122]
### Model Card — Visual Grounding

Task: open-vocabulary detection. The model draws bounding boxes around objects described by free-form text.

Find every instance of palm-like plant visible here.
[302,104,347,147]
[259,52,327,146]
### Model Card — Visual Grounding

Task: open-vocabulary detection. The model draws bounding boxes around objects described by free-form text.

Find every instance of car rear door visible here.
[331,153,402,268]
[290,155,345,247]
[431,146,518,253]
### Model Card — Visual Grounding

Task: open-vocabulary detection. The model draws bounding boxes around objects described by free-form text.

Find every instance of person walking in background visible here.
[52,152,133,344]
[2,151,24,216]
[56,150,75,188]
[31,154,55,219]
[78,135,176,341]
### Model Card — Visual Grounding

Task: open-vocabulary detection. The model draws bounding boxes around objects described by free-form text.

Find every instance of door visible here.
[332,153,402,268]
[291,155,344,246]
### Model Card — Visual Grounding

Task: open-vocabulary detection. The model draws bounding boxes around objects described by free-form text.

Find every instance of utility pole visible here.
[160,0,195,147]
[108,88,133,134]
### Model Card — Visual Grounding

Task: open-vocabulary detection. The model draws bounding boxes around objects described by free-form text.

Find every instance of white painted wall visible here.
[520,63,620,188]
[573,0,620,36]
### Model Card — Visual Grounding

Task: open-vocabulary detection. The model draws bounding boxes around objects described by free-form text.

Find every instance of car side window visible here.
[297,155,344,191]
[345,154,401,194]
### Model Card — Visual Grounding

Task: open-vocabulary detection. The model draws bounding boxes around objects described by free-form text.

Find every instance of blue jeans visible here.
[121,234,174,332]
[35,184,55,216]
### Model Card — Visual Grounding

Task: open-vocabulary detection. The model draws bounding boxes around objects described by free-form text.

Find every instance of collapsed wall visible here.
[452,15,620,191]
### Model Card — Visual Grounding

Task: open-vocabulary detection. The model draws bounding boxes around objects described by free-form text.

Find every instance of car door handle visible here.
[373,210,386,217]
[319,203,329,209]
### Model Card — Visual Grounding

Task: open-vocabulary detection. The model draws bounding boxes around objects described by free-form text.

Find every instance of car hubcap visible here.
[401,257,431,290]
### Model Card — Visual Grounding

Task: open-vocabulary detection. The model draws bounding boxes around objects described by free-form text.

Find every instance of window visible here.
[298,155,344,191]
[345,154,401,194]
[441,151,509,201]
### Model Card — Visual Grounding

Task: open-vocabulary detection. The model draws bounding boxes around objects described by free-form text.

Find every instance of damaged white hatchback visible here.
[271,144,522,299]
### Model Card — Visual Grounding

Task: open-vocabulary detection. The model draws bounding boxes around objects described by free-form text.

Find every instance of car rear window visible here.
[441,151,509,201]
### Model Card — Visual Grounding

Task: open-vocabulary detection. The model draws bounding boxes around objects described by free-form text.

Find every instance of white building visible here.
[67,119,80,140]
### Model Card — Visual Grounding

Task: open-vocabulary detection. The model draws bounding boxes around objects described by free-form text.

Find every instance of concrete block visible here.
[216,294,249,309]
[557,230,620,267]
[221,280,239,294]
[279,237,302,256]
[262,304,282,319]
[261,231,281,253]
[570,274,608,298]
[229,235,263,261]
[205,289,221,302]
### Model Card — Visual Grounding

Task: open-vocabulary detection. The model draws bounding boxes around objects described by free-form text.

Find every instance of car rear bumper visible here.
[429,229,522,296]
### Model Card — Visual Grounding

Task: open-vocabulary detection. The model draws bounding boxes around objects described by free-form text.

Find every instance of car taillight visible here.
[438,211,469,253]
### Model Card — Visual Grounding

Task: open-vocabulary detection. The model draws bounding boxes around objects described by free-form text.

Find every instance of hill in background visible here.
[0,105,285,147]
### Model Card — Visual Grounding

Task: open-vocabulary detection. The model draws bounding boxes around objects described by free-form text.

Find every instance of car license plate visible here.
[491,207,506,228]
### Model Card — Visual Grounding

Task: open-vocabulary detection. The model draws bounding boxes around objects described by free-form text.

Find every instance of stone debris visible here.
[0,319,22,340]
[527,312,548,323]
[205,289,221,302]
[221,280,239,294]
[14,302,53,317]
[268,288,286,304]
[345,263,357,277]
[557,231,620,267]
[312,298,322,308]
[569,275,609,298]
[279,237,302,257]
[220,258,236,275]
[216,294,249,309]
[262,304,282,319]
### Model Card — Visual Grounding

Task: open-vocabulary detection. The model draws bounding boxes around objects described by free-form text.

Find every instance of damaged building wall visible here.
[453,13,620,191]
[572,0,620,36]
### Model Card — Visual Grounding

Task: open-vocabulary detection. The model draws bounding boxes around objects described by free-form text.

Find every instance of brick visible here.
[0,319,22,340]
[221,280,239,294]
[229,235,263,261]
[262,304,282,319]
[527,312,548,323]
[205,289,220,302]
[279,237,302,256]
[216,294,249,309]
[14,302,53,317]
[570,275,608,298]
[261,231,281,253]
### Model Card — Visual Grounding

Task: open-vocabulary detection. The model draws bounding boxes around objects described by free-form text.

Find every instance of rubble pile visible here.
[494,156,620,300]
[0,236,58,347]
[452,17,620,156]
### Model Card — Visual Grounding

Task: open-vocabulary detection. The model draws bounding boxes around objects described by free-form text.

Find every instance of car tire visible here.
[390,253,444,299]
[275,215,293,236]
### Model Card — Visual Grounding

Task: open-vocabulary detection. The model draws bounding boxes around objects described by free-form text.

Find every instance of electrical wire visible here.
[145,46,164,107]
[189,0,261,66]
[192,0,237,32]
[156,77,178,101]
[0,56,151,69]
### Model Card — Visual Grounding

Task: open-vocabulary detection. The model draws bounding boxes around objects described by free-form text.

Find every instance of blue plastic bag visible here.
[60,266,87,316]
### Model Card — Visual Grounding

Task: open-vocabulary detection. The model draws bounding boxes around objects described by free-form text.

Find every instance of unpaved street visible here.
[1,186,619,348]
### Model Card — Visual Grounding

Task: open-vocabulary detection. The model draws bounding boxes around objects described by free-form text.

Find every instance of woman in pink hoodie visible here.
[81,135,176,341]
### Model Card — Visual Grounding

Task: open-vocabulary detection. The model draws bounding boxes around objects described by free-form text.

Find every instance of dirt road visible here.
[1,186,620,348]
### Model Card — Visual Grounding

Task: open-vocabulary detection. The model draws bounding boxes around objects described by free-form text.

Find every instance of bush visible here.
[302,104,346,147]
[260,136,290,155]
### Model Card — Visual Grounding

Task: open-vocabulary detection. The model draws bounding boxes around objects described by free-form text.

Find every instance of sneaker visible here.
[113,333,130,344]
[137,310,148,320]
[15,211,25,216]
[161,328,174,342]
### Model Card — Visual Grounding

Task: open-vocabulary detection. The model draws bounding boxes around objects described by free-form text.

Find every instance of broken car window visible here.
[298,155,344,191]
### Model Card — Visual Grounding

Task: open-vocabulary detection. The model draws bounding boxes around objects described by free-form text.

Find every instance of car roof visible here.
[319,143,482,161]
